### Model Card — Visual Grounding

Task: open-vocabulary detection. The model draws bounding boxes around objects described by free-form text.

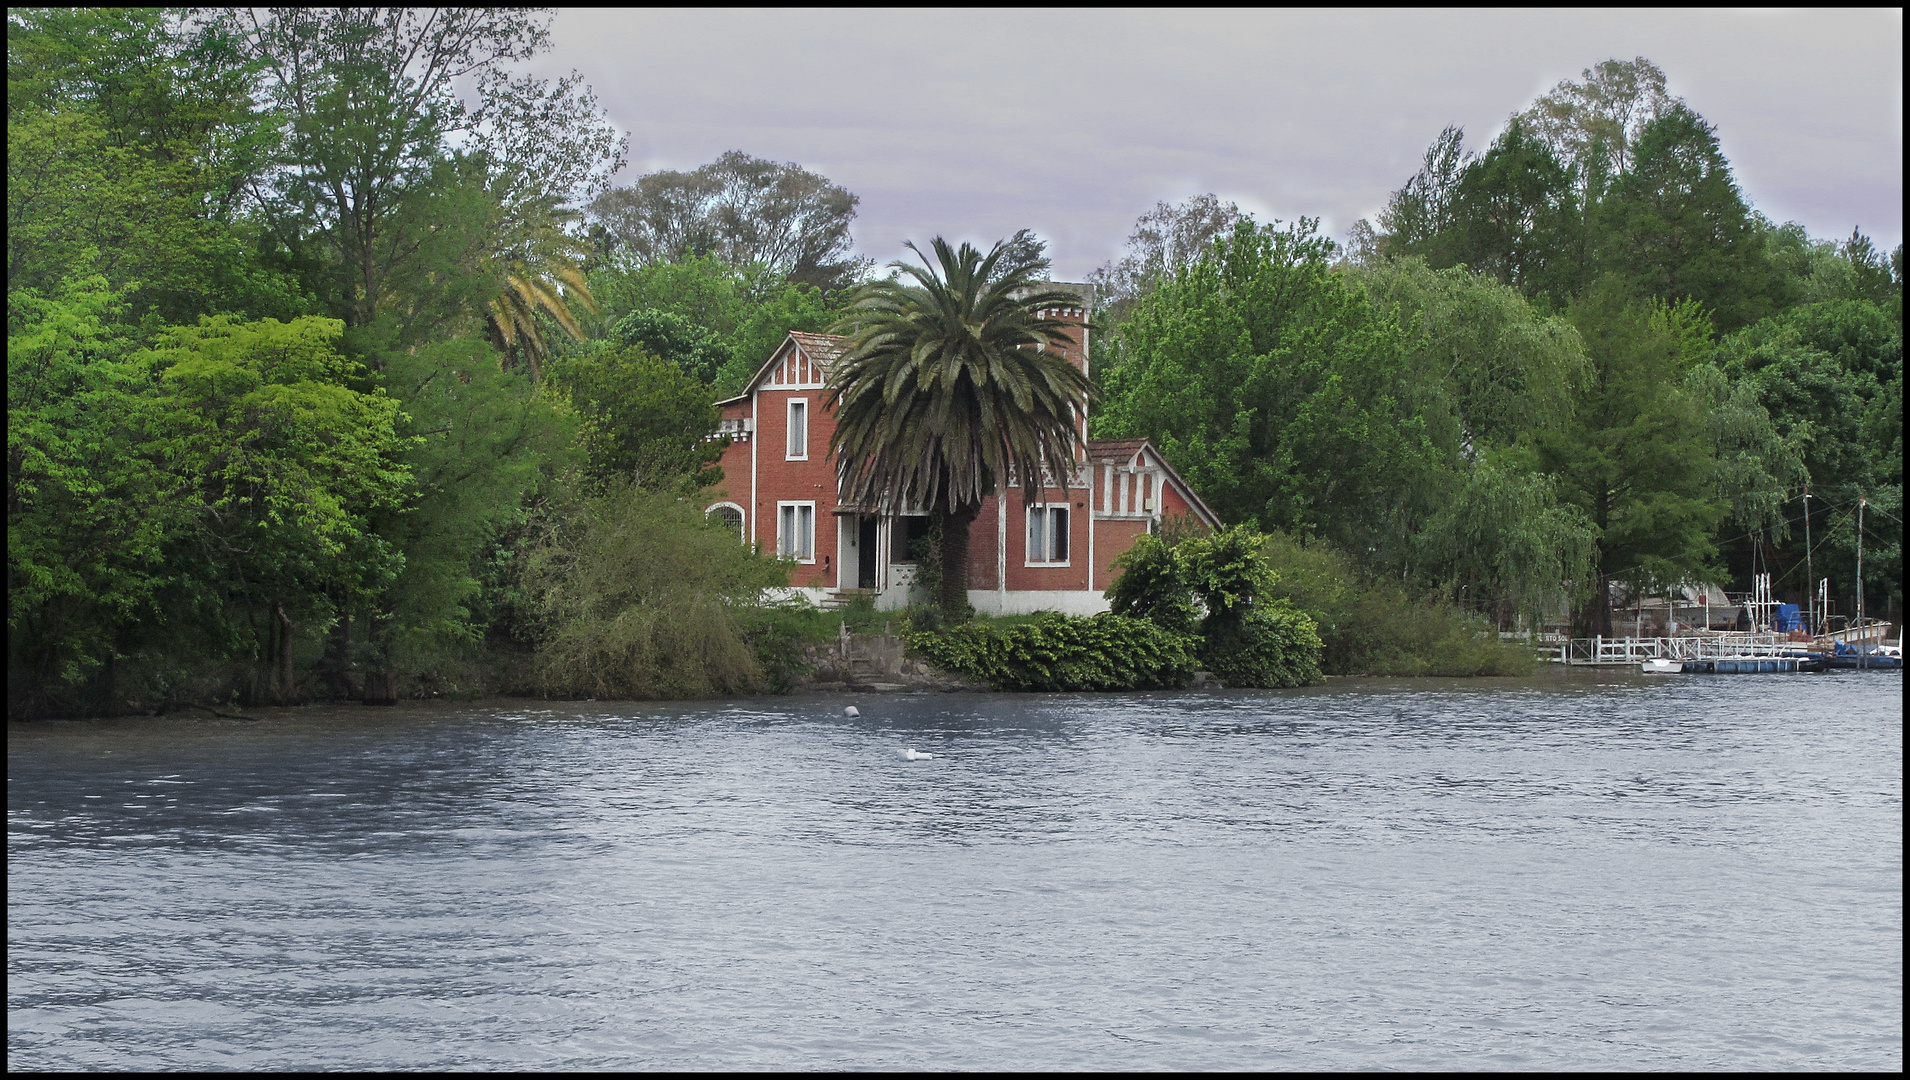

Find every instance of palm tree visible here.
[487,201,598,382]
[827,236,1095,619]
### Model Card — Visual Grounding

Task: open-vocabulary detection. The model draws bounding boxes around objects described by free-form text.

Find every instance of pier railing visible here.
[1558,633,1795,665]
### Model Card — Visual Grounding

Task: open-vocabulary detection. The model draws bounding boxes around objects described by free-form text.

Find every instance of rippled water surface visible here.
[8,669,1903,1070]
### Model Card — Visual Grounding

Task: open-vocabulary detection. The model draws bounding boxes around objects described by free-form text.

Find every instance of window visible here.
[786,398,808,460]
[778,501,815,562]
[891,515,932,563]
[705,503,744,542]
[1027,504,1069,564]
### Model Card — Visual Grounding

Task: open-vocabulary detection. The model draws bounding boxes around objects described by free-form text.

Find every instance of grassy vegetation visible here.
[1260,532,1536,677]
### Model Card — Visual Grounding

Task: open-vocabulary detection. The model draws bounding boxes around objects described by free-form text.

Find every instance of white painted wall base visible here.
[876,565,920,611]
[766,582,1110,616]
[969,589,1111,616]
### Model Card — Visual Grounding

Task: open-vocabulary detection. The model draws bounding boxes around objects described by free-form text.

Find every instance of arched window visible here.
[705,502,745,542]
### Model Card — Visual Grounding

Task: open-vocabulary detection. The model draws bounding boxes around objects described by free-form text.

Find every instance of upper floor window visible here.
[787,398,808,460]
[1027,504,1070,565]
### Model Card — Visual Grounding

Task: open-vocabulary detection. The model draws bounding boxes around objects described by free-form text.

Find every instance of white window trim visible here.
[1025,502,1072,567]
[704,501,746,543]
[786,396,809,461]
[777,500,817,563]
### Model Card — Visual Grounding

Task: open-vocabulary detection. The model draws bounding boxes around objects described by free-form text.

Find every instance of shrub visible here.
[1104,523,1327,688]
[1178,525,1279,617]
[1201,599,1325,688]
[1260,531,1535,677]
[1106,533,1200,632]
[910,612,1199,691]
[523,484,792,698]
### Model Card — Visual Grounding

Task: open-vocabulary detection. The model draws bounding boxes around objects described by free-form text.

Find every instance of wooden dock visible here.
[1556,625,1898,671]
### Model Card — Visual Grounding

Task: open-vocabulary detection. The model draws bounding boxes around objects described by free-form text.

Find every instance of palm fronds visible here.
[826,237,1095,515]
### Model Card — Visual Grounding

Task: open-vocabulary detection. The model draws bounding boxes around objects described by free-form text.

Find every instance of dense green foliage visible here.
[909,613,1199,692]
[1100,56,1900,635]
[587,255,844,395]
[9,20,1897,715]
[1259,533,1535,677]
[545,344,723,492]
[521,486,794,700]
[5,9,858,716]
[1104,526,1324,688]
[9,287,413,716]
[1097,221,1437,564]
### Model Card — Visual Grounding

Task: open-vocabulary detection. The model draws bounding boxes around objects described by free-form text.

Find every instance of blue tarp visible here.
[1773,603,1803,631]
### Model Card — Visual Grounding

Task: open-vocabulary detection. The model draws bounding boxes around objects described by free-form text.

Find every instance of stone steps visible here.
[819,588,877,611]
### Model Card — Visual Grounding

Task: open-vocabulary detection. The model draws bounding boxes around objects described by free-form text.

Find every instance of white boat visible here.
[1641,659,1682,674]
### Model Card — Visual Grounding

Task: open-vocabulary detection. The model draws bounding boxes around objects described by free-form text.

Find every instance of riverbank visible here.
[8,660,1835,729]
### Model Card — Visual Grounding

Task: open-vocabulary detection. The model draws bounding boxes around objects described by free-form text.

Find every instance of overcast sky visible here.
[531,8,1904,280]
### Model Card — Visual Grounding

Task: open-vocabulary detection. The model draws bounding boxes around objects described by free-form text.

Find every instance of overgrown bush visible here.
[523,484,792,698]
[1106,524,1326,687]
[910,612,1199,691]
[1106,533,1200,632]
[1261,531,1534,676]
[1201,600,1325,688]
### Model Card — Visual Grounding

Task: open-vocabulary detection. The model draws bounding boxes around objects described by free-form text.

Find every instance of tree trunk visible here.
[274,604,296,703]
[938,502,980,622]
[320,594,356,699]
[1590,556,1614,637]
[1579,489,1615,638]
[362,670,397,706]
[362,608,397,706]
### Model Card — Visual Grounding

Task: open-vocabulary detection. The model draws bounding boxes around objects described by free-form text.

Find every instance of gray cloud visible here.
[532,8,1903,279]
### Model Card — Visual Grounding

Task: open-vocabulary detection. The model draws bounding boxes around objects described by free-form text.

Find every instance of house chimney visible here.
[1045,281,1094,381]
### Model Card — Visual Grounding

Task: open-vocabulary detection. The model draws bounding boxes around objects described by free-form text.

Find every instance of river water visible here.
[8,669,1902,1070]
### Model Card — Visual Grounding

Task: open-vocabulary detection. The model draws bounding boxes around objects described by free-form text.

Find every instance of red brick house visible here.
[703,284,1219,614]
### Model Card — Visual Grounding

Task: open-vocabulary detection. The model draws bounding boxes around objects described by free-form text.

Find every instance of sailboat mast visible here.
[1803,487,1814,634]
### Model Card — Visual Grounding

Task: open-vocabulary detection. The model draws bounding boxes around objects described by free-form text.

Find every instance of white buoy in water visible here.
[904,748,933,761]
[844,705,860,717]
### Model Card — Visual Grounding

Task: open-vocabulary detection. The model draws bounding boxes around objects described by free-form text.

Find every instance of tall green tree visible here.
[1417,456,1595,629]
[546,343,722,492]
[586,254,842,393]
[585,150,868,292]
[363,336,572,690]
[1375,125,1471,266]
[1519,57,1679,180]
[7,8,299,321]
[222,6,622,337]
[1354,255,1588,451]
[1535,279,1724,634]
[1089,193,1248,318]
[8,284,413,717]
[1718,299,1901,617]
[828,237,1094,619]
[1096,219,1445,566]
[1597,104,1788,331]
[1447,118,1584,302]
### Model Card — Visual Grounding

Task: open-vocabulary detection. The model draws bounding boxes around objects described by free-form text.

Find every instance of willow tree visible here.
[827,237,1095,619]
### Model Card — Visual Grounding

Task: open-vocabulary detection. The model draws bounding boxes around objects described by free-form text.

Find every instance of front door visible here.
[858,516,879,589]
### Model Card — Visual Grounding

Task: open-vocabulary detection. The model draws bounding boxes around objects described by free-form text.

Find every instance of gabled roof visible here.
[1086,437,1221,529]
[786,331,848,360]
[1084,438,1149,464]
[714,330,850,407]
